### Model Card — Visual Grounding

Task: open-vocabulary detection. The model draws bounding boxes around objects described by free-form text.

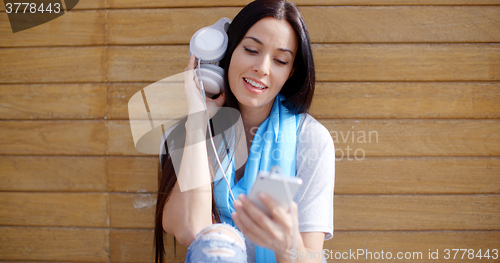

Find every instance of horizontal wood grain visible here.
[110,230,183,263]
[0,198,496,257]
[108,82,500,119]
[109,193,156,228]
[0,226,108,262]
[105,0,500,9]
[107,8,240,45]
[9,0,498,12]
[323,231,500,262]
[108,229,500,262]
[337,157,500,194]
[0,193,108,227]
[107,156,500,194]
[0,47,106,83]
[0,156,107,191]
[2,119,494,157]
[0,84,107,119]
[335,195,500,230]
[108,120,148,156]
[108,83,150,120]
[107,193,500,230]
[108,156,157,192]
[0,261,106,263]
[302,6,500,43]
[323,119,500,157]
[107,7,500,45]
[1,1,498,12]
[0,260,104,263]
[106,46,188,83]
[310,82,500,119]
[0,121,107,155]
[105,44,500,82]
[0,10,105,47]
[0,0,104,12]
[3,82,497,121]
[108,81,187,121]
[314,44,500,81]
[108,119,500,157]
[5,230,496,261]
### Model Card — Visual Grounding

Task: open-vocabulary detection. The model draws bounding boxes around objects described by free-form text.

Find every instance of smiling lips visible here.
[243,77,268,94]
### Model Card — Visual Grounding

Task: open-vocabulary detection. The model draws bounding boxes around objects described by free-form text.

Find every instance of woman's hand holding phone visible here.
[232,193,303,262]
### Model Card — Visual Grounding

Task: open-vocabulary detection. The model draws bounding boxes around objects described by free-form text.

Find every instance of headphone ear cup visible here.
[197,64,224,96]
[189,18,231,63]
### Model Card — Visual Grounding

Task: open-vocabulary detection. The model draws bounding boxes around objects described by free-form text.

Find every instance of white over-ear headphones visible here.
[189,17,232,96]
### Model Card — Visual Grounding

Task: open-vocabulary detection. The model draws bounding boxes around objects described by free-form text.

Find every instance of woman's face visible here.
[228,17,298,112]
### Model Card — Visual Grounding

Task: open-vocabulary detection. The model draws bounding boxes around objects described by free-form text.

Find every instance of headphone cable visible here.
[196,60,236,202]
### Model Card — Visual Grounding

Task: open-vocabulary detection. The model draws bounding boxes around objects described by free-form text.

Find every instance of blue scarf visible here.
[213,93,300,262]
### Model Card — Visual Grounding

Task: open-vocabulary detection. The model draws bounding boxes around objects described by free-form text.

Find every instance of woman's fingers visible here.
[237,194,288,240]
[239,194,276,230]
[255,192,293,231]
[185,54,196,71]
[233,212,267,246]
[184,55,197,91]
[233,193,298,254]
[184,54,226,116]
[184,55,206,114]
[256,193,296,231]
[232,199,274,247]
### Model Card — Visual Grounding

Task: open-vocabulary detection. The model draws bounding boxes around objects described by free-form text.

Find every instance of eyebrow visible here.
[244,36,294,56]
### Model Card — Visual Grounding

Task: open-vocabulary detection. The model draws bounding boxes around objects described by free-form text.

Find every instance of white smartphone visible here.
[247,171,303,217]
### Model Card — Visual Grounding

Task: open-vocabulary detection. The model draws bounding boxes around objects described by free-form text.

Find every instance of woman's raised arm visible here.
[161,54,225,246]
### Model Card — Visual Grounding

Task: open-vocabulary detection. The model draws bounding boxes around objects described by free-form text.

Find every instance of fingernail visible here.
[238,194,246,201]
[259,192,266,199]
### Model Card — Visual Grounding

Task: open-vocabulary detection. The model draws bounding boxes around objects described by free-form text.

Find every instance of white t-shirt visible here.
[245,113,335,263]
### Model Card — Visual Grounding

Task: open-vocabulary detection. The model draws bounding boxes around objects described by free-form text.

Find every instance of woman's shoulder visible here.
[297,113,334,147]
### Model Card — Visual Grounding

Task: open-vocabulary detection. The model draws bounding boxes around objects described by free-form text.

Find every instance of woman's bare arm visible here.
[162,118,212,246]
[161,55,224,246]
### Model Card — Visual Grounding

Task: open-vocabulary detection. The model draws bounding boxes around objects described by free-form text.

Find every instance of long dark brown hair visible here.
[154,1,315,262]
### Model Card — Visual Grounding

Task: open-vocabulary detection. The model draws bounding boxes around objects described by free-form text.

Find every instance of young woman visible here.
[155,1,335,262]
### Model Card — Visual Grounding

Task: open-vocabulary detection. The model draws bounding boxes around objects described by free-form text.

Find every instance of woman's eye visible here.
[244,47,257,54]
[276,59,289,65]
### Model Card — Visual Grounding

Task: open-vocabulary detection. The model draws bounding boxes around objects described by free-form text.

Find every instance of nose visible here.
[253,55,270,76]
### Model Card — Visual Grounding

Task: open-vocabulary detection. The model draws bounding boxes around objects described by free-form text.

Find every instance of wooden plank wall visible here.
[1,0,499,262]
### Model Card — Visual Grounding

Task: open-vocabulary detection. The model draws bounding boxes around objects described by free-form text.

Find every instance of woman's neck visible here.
[235,98,275,181]
[239,98,274,132]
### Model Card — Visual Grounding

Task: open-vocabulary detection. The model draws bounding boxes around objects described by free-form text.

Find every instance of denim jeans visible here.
[185,223,247,263]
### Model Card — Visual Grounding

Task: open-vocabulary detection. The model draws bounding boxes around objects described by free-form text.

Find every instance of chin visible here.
[236,96,263,108]
[230,82,277,111]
